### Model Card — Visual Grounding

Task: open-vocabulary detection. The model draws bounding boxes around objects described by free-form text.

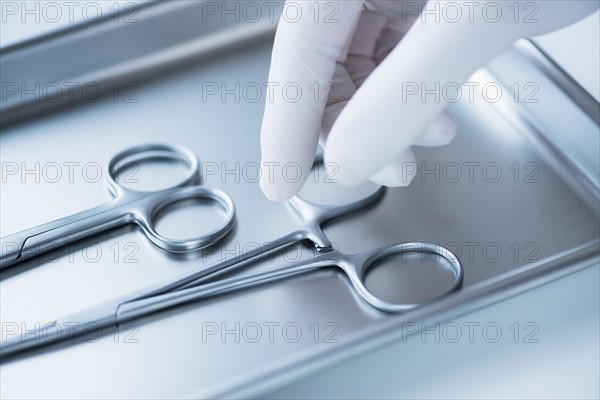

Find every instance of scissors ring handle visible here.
[137,186,235,253]
[106,143,200,196]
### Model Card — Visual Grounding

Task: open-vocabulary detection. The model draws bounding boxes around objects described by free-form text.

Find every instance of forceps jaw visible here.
[0,302,120,359]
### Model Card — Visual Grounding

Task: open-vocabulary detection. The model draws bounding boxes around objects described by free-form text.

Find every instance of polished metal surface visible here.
[0,173,462,357]
[0,1,278,126]
[0,143,236,269]
[1,36,599,400]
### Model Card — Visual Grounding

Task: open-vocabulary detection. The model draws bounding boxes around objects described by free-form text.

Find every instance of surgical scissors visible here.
[1,179,463,358]
[0,144,235,269]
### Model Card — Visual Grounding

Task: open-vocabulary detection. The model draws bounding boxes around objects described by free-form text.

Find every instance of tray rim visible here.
[1,2,599,397]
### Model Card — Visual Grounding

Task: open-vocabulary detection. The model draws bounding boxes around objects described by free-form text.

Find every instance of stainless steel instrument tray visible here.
[1,2,598,398]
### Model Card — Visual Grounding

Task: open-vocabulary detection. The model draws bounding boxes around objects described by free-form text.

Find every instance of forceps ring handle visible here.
[341,242,464,313]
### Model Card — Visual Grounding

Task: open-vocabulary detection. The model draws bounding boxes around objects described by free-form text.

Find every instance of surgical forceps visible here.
[0,144,235,269]
[1,180,463,357]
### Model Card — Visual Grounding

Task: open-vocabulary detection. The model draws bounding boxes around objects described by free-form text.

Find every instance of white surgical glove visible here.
[259,0,598,201]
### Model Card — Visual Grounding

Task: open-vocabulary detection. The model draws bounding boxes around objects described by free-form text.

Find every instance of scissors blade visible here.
[0,200,130,270]
[0,232,29,267]
[0,299,121,359]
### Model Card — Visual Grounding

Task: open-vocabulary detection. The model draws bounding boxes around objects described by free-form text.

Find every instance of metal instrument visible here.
[1,170,463,357]
[0,144,236,269]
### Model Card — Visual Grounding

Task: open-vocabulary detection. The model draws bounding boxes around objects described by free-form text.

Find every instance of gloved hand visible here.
[259,0,598,201]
